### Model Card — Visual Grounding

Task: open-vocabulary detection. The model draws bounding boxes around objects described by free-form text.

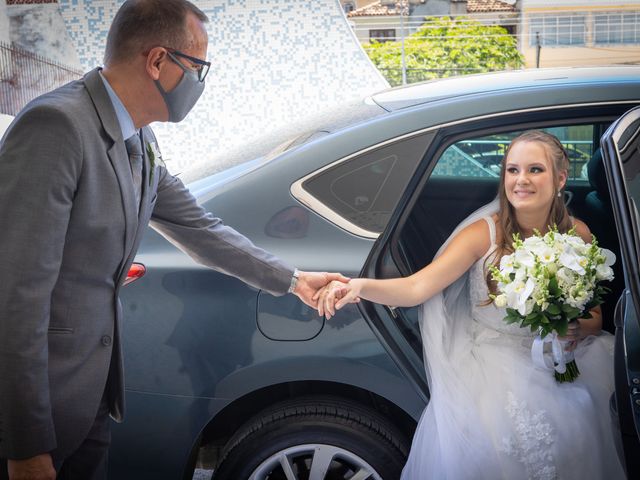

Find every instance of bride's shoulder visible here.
[571,217,592,243]
[456,218,494,257]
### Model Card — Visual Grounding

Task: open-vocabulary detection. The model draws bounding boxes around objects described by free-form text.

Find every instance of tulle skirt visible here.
[401,330,626,480]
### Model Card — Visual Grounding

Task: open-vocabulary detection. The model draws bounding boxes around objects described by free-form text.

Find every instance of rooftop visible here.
[467,0,517,13]
[347,1,409,18]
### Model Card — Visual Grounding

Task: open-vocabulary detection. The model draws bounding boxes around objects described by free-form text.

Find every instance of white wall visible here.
[0,2,10,45]
[523,0,640,8]
[0,114,14,139]
[8,3,80,67]
[0,2,11,82]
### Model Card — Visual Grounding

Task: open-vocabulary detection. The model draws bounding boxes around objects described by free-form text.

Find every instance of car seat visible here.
[584,148,624,333]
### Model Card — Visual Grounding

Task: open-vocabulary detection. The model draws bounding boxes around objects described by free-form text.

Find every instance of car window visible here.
[301,132,433,234]
[432,125,595,181]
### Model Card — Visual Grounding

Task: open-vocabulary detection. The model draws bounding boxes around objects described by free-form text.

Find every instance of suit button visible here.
[101,335,112,346]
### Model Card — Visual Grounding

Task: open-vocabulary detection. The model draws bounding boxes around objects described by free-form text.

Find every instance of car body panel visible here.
[108,68,640,479]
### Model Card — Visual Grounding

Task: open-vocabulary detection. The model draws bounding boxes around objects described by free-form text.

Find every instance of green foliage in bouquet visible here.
[489,227,615,382]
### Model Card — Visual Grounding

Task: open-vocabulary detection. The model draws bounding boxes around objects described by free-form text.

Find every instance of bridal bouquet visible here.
[489,228,615,382]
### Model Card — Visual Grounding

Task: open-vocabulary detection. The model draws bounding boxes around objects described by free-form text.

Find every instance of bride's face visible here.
[504,140,566,213]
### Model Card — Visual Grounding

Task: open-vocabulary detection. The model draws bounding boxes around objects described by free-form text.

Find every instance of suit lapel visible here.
[84,68,138,271]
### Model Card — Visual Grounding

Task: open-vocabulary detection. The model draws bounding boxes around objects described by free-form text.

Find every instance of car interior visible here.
[366,113,640,474]
[383,118,627,360]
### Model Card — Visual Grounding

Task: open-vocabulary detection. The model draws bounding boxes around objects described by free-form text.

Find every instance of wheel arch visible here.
[195,380,418,469]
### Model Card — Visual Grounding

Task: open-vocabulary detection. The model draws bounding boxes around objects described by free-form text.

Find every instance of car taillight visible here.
[123,262,146,286]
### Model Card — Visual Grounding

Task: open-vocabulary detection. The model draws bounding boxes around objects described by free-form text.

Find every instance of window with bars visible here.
[529,15,586,46]
[369,29,396,43]
[595,12,640,44]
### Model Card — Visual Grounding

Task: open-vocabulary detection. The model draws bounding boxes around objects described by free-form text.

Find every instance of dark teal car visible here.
[109,67,640,480]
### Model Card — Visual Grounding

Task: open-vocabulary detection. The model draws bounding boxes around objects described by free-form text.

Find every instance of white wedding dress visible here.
[401,212,626,480]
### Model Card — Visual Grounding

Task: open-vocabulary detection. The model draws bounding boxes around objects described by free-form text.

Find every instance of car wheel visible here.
[214,396,410,480]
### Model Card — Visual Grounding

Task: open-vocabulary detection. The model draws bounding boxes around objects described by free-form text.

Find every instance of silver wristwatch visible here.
[288,268,300,294]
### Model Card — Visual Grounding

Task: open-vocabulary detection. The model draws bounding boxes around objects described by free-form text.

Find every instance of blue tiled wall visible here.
[58,0,388,171]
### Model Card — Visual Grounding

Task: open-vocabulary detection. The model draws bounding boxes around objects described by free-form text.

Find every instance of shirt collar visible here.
[98,70,137,141]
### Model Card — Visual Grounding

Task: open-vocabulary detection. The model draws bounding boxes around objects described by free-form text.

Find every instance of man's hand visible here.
[314,279,362,319]
[292,271,350,309]
[8,454,56,480]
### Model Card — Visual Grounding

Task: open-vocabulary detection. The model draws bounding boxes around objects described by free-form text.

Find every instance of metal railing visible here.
[0,41,83,115]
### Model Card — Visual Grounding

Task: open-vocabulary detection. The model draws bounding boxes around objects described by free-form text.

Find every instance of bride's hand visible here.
[314,280,361,319]
[559,320,581,352]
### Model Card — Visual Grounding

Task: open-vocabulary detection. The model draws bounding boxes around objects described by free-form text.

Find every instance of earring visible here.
[557,191,562,198]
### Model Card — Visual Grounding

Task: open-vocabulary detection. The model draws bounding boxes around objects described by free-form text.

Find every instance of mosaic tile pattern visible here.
[58,0,388,171]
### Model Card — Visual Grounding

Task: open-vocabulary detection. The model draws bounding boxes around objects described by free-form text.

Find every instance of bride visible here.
[316,131,625,479]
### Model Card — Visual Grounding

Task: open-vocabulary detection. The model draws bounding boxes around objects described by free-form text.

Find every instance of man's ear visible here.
[145,47,167,81]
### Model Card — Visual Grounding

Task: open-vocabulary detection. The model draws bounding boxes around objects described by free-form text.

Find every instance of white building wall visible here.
[0,3,11,82]
[0,3,10,45]
[8,3,81,67]
[524,0,640,7]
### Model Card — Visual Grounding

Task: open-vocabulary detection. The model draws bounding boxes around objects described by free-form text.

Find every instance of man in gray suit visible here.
[0,1,347,478]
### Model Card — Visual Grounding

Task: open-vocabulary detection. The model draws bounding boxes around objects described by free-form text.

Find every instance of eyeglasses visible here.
[165,49,211,82]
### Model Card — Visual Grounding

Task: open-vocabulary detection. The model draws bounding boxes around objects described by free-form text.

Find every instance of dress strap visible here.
[483,216,497,248]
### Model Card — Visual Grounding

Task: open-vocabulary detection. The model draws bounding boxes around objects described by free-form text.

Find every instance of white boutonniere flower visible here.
[145,141,164,185]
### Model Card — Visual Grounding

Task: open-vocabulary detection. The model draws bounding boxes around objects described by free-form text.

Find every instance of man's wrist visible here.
[288,268,300,294]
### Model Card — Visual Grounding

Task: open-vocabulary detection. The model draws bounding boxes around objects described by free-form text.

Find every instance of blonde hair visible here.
[486,130,572,294]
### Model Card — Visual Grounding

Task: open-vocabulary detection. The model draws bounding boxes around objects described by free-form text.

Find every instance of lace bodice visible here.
[469,217,535,338]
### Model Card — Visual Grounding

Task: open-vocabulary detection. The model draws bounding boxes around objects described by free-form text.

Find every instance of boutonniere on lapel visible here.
[145,141,164,185]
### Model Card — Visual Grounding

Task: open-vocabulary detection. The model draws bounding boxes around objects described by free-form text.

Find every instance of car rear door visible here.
[600,105,640,476]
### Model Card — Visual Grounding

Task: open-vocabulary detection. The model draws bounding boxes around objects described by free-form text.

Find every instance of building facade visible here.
[345,0,518,44]
[521,0,640,67]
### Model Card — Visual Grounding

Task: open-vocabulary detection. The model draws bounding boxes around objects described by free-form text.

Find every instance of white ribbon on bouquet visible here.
[531,331,572,374]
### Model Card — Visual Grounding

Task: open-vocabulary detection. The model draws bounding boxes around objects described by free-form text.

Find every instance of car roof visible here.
[370,67,640,112]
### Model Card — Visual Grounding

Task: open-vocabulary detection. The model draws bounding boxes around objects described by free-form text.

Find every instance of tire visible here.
[213,396,410,480]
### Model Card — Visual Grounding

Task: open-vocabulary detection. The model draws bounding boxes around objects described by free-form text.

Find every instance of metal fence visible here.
[0,41,83,115]
[376,67,488,86]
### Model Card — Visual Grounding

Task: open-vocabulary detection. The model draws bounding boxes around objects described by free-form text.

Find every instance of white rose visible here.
[523,236,545,251]
[494,294,507,308]
[596,264,614,281]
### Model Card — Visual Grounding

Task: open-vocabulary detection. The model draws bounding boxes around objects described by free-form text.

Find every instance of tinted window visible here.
[432,125,595,181]
[302,132,433,233]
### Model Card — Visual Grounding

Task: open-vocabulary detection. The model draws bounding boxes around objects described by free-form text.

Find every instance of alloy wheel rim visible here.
[248,443,383,480]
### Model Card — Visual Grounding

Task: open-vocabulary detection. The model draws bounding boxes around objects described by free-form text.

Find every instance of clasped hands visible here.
[291,272,360,319]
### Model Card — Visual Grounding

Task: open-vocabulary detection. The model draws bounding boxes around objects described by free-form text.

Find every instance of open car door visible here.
[601,105,640,477]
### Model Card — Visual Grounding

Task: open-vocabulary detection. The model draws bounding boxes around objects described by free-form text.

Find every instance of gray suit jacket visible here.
[0,68,294,460]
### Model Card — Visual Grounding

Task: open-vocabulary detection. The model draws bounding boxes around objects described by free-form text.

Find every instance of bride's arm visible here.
[318,219,491,318]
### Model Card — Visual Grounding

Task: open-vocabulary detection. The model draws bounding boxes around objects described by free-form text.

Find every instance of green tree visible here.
[366,16,524,86]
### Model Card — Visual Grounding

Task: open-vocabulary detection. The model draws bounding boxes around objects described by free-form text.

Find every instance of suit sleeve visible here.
[149,165,294,296]
[0,105,81,459]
